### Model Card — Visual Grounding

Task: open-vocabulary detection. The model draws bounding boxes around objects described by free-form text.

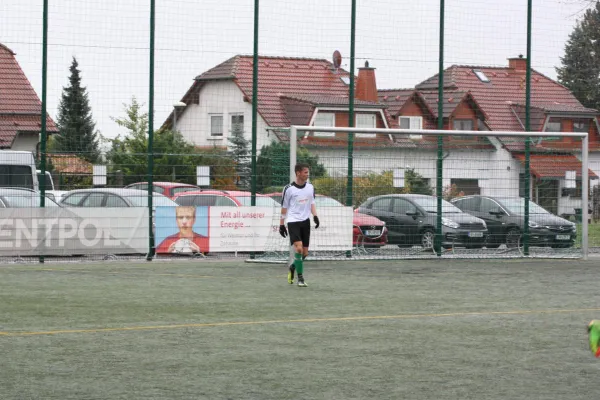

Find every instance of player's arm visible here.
[279,207,287,226]
[311,188,320,228]
[279,207,288,237]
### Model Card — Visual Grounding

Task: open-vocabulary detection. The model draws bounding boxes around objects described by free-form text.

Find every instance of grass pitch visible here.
[1,258,600,399]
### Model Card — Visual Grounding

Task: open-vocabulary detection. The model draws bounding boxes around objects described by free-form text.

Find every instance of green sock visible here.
[293,252,303,275]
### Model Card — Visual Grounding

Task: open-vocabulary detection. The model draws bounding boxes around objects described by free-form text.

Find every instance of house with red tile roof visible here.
[164,55,401,176]
[0,43,58,152]
[379,56,599,216]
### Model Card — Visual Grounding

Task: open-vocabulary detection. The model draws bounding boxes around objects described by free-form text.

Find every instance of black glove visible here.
[279,224,288,238]
[313,216,320,229]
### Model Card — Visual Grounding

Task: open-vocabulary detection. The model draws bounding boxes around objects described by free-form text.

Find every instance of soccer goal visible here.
[251,125,592,263]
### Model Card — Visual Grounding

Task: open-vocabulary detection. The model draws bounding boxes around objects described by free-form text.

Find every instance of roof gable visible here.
[415,64,597,131]
[0,43,58,148]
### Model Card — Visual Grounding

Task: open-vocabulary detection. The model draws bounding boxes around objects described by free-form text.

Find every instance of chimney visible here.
[356,61,378,102]
[508,54,527,72]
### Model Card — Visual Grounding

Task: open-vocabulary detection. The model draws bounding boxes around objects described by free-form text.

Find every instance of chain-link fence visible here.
[0,0,598,262]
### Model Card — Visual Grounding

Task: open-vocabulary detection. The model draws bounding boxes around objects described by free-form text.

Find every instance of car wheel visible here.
[420,229,435,250]
[505,228,521,248]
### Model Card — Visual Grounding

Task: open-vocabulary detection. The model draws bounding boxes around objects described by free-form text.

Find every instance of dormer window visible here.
[340,76,351,85]
[473,69,490,83]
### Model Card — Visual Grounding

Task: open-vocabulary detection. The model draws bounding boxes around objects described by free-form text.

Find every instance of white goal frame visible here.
[289,125,590,259]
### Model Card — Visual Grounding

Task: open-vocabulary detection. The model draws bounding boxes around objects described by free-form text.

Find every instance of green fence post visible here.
[146,0,156,260]
[523,0,533,256]
[435,0,445,256]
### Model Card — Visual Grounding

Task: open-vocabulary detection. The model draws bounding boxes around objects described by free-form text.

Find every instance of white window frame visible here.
[355,114,377,138]
[210,114,224,137]
[313,112,336,137]
[452,119,474,131]
[399,116,423,140]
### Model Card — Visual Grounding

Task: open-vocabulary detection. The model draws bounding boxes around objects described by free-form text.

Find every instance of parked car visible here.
[125,182,200,199]
[450,195,577,248]
[356,194,488,249]
[265,193,388,248]
[45,190,70,203]
[59,188,177,208]
[0,187,60,207]
[173,190,281,207]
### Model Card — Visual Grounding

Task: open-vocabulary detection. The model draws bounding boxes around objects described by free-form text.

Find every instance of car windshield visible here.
[125,195,176,207]
[410,197,462,213]
[236,196,280,207]
[315,196,343,207]
[3,194,59,207]
[498,198,549,214]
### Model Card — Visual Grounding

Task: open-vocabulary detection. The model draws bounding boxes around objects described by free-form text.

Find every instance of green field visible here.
[1,259,600,399]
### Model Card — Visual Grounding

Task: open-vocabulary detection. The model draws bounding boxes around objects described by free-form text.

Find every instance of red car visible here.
[172,190,281,207]
[125,182,200,199]
[265,193,388,248]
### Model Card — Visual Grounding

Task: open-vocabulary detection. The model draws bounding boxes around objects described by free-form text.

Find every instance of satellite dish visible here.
[332,50,342,69]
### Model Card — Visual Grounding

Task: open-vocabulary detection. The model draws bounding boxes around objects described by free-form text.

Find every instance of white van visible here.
[0,150,39,191]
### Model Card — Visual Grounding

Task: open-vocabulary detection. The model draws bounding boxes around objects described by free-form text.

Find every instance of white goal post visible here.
[289,125,590,259]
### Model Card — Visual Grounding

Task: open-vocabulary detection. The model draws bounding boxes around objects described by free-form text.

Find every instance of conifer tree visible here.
[54,57,100,163]
[556,2,600,111]
[227,122,251,189]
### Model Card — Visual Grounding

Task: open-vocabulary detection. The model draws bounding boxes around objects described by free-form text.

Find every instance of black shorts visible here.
[287,219,311,247]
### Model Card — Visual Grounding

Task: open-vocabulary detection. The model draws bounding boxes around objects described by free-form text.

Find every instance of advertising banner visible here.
[0,208,148,256]
[155,206,353,254]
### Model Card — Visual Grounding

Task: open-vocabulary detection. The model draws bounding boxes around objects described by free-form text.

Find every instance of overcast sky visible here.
[0,0,593,141]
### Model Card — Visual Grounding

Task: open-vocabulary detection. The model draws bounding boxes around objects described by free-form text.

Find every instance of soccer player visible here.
[279,163,320,287]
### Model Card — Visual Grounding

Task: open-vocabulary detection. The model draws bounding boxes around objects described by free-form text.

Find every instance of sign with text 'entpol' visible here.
[0,208,148,256]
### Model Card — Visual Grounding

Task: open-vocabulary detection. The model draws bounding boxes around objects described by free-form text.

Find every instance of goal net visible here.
[251,125,593,262]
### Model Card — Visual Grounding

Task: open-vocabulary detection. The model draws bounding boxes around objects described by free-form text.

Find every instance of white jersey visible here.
[281,182,316,223]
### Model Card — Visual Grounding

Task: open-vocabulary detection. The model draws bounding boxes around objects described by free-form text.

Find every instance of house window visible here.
[231,114,244,134]
[573,120,590,133]
[355,114,376,138]
[313,112,335,137]
[453,119,474,131]
[210,115,223,137]
[544,118,562,132]
[519,173,528,197]
[400,116,423,139]
[473,69,490,83]
[399,116,423,130]
[450,179,480,195]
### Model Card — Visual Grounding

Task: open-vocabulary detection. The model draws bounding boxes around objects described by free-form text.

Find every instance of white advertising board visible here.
[0,208,149,256]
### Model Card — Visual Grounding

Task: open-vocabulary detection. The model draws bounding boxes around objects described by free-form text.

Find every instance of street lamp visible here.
[172,101,186,132]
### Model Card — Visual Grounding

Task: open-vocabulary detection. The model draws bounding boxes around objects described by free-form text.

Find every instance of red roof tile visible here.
[513,153,598,179]
[48,154,92,174]
[0,43,58,147]
[415,65,597,132]
[168,55,391,132]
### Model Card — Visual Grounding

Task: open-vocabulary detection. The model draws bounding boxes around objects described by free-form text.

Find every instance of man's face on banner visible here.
[176,207,196,233]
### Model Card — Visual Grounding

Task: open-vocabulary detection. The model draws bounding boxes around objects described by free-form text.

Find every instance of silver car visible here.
[59,188,177,208]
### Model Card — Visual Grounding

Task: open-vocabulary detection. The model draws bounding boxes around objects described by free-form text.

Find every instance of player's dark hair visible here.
[295,163,309,174]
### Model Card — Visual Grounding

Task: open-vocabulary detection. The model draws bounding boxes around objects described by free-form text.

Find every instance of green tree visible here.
[228,122,251,189]
[256,141,326,191]
[53,57,100,163]
[404,169,433,195]
[556,2,600,111]
[106,97,236,187]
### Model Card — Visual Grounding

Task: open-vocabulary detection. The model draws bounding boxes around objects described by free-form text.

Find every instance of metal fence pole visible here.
[346,0,356,210]
[435,0,445,256]
[582,134,589,260]
[523,0,533,256]
[146,0,156,260]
